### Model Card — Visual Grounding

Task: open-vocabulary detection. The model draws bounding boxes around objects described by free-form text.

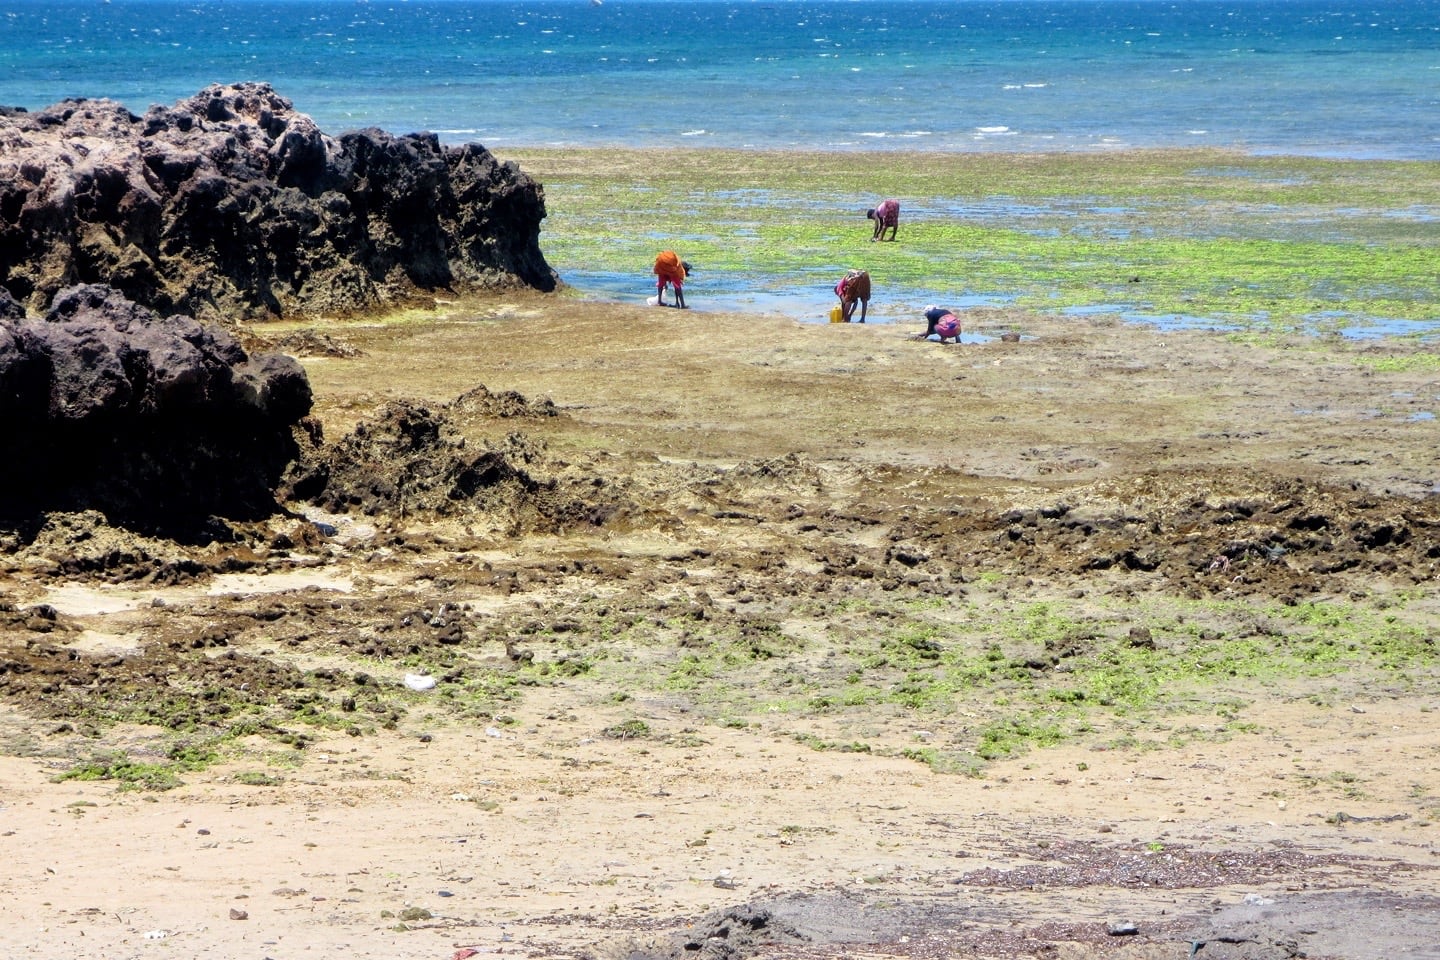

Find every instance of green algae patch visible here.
[55,741,220,792]
[503,147,1440,331]
[598,588,1440,772]
[1357,353,1440,372]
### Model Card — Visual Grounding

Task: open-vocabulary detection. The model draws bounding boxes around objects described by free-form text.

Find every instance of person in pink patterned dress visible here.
[866,198,900,241]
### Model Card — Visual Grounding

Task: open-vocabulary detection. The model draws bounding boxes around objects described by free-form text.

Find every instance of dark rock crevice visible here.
[0,284,313,539]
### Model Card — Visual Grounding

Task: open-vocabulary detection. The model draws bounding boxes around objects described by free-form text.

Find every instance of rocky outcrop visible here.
[0,284,313,537]
[0,83,556,321]
[282,396,625,535]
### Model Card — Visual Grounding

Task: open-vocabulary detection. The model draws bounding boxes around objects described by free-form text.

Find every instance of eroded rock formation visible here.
[286,396,624,535]
[0,284,313,537]
[0,82,555,321]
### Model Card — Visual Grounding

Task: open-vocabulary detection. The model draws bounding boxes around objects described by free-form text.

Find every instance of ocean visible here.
[2,0,1438,160]
[3,0,1437,330]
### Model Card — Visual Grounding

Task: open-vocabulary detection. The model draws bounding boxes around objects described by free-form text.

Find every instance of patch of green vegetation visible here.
[665,653,718,690]
[1328,771,1369,799]
[54,741,219,792]
[731,590,1439,772]
[1260,600,1437,671]
[31,651,436,761]
[1356,353,1440,372]
[500,147,1440,332]
[444,669,526,714]
[534,655,594,678]
[899,747,984,777]
[602,718,652,740]
[975,714,1067,760]
[791,733,874,754]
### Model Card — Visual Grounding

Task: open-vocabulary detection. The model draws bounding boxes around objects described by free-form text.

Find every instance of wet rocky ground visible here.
[2,297,1438,959]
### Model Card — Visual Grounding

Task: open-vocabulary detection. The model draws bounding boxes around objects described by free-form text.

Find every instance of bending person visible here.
[653,251,691,308]
[835,269,872,323]
[921,305,961,343]
[866,199,900,241]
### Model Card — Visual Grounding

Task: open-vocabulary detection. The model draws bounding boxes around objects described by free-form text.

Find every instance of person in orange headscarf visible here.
[653,251,691,308]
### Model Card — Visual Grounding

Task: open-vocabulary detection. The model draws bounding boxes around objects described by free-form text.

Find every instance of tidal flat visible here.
[5,146,1440,959]
[499,147,1440,335]
[8,288,1440,958]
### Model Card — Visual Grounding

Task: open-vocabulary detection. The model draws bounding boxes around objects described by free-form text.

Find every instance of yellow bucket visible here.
[828,305,844,323]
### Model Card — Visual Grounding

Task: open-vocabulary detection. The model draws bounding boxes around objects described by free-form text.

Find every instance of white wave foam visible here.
[679,129,707,137]
[976,125,1012,134]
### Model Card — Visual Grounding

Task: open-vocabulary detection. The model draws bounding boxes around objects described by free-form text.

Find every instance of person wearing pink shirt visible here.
[866,198,900,241]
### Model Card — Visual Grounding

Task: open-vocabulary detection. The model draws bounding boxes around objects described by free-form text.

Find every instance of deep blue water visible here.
[2,0,1438,159]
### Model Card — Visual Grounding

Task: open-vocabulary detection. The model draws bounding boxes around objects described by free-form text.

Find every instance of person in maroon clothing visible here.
[835,269,871,323]
[866,198,900,241]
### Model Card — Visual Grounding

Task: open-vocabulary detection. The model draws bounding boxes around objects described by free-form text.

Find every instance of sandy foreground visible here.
[2,294,1439,960]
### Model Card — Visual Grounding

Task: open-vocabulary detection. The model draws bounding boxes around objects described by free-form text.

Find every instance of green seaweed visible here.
[505,147,1440,331]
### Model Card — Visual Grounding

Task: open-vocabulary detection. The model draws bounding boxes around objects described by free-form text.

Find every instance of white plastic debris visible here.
[403,673,437,692]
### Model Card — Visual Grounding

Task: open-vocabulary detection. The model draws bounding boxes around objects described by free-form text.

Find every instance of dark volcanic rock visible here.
[302,399,541,519]
[288,396,626,534]
[0,82,556,321]
[612,905,809,960]
[0,284,313,537]
[0,285,23,320]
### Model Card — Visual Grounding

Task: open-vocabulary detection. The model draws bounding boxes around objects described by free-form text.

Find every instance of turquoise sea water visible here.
[3,0,1438,158]
[3,0,1438,330]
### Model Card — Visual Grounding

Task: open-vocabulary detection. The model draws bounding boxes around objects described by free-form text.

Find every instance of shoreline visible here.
[494,146,1440,338]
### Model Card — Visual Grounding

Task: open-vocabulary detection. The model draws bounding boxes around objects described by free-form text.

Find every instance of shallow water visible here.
[567,271,1440,341]
[569,269,1016,329]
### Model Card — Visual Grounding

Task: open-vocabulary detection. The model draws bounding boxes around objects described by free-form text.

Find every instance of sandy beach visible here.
[2,287,1439,960]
